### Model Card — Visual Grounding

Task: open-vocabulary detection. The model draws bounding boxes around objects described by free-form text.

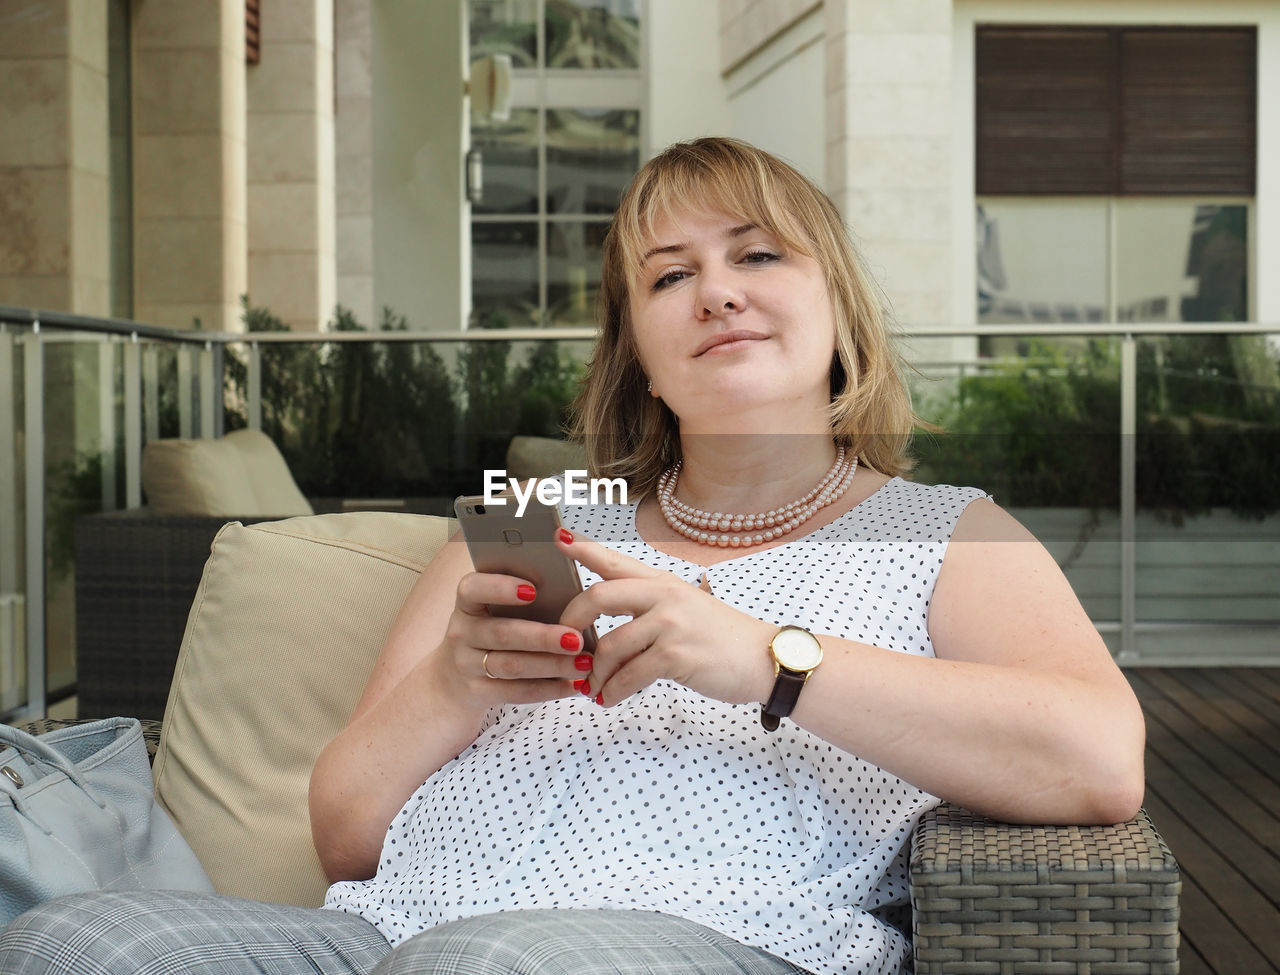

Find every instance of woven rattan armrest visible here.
[910,802,1180,974]
[17,717,164,763]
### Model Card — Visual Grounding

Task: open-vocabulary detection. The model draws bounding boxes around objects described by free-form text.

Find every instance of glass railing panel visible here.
[41,331,131,700]
[232,336,595,508]
[142,338,196,441]
[909,335,1124,647]
[1133,331,1280,658]
[0,326,28,714]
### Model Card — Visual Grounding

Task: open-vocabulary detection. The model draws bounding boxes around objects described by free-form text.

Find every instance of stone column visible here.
[824,0,953,332]
[247,0,336,331]
[132,0,247,332]
[0,1,110,314]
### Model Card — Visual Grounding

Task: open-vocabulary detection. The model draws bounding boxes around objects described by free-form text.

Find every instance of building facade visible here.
[3,0,1275,336]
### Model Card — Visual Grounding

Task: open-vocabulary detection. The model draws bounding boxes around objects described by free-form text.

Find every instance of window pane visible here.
[469,0,537,68]
[545,0,641,69]
[547,222,608,324]
[1115,202,1248,322]
[977,201,1109,323]
[472,222,540,328]
[546,108,639,214]
[472,109,539,215]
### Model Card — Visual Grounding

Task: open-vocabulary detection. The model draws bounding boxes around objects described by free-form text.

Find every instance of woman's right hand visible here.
[431,568,594,709]
[310,536,589,883]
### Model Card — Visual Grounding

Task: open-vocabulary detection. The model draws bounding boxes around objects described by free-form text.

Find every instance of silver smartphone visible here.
[454,494,598,653]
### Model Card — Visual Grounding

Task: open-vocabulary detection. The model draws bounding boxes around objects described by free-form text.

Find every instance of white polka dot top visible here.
[325,477,988,974]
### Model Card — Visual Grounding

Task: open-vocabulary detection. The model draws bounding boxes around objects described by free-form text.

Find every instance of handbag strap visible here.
[0,723,106,808]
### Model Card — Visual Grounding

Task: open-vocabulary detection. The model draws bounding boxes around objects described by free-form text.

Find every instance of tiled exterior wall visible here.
[0,1,111,315]
[131,0,247,332]
[824,0,954,330]
[246,0,335,331]
[720,0,822,71]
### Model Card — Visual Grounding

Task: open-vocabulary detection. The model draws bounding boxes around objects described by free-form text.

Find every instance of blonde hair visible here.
[570,137,918,497]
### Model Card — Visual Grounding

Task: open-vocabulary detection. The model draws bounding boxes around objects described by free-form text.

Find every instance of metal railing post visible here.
[98,337,117,510]
[124,335,142,508]
[0,327,19,710]
[248,341,262,430]
[208,340,224,438]
[198,342,216,439]
[22,323,45,717]
[1119,334,1138,662]
[178,345,194,438]
[143,343,159,443]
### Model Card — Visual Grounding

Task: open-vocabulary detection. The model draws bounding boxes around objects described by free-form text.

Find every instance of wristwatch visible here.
[760,626,823,731]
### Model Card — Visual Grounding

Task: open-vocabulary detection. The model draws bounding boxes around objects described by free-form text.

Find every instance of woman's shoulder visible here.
[859,475,991,515]
[818,475,992,544]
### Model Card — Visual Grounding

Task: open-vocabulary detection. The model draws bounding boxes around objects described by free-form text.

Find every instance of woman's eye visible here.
[652,270,688,291]
[742,249,780,265]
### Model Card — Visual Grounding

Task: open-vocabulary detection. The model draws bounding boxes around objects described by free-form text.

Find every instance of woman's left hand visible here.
[556,528,776,707]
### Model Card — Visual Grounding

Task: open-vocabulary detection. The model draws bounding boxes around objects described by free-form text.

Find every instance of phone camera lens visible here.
[475,504,486,515]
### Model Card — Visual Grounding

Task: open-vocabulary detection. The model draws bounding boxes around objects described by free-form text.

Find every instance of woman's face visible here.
[628,205,837,433]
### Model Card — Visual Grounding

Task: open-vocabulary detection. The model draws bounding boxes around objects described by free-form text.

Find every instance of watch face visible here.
[772,627,822,671]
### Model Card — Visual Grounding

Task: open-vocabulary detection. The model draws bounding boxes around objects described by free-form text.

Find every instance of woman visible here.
[0,138,1144,975]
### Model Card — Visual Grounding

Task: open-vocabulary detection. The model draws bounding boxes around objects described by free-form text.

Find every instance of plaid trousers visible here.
[0,892,811,975]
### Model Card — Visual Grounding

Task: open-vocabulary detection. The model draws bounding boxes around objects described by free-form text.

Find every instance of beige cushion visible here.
[141,429,313,517]
[505,435,588,481]
[152,511,455,906]
[223,428,313,516]
[142,436,260,515]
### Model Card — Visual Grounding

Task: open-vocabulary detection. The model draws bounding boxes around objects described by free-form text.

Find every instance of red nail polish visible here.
[517,584,536,602]
[560,632,581,651]
[574,653,593,671]
[595,692,605,706]
[573,678,589,693]
[557,528,574,544]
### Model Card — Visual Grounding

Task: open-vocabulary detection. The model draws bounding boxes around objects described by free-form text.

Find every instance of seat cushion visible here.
[152,511,455,906]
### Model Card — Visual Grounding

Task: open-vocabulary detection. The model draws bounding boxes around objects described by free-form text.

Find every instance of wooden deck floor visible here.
[1126,667,1280,975]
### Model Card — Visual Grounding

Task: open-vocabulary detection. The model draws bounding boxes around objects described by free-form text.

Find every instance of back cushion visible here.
[223,428,313,516]
[152,512,455,906]
[141,436,260,515]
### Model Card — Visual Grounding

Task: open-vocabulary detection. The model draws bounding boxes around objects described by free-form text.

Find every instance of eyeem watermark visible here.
[484,469,628,516]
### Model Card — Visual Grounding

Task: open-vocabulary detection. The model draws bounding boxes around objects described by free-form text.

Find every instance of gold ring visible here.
[482,651,497,679]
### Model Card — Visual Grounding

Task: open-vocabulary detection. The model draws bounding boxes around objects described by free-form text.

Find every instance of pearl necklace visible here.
[657,446,858,549]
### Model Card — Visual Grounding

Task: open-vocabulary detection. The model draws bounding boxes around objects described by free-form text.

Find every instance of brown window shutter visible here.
[976,27,1116,194]
[977,25,1257,196]
[246,0,261,65]
[1120,28,1256,194]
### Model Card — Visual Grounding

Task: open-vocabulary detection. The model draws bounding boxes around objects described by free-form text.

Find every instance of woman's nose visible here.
[695,269,746,320]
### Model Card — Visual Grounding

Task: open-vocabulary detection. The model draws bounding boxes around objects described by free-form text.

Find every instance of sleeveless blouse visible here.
[326,478,988,974]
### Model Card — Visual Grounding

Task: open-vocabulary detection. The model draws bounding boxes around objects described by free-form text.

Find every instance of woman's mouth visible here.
[694,331,768,356]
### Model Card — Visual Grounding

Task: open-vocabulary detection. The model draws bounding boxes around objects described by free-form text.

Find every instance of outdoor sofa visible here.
[44,505,1179,973]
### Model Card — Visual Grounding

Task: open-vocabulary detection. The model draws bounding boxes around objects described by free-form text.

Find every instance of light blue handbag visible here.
[0,717,214,926]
